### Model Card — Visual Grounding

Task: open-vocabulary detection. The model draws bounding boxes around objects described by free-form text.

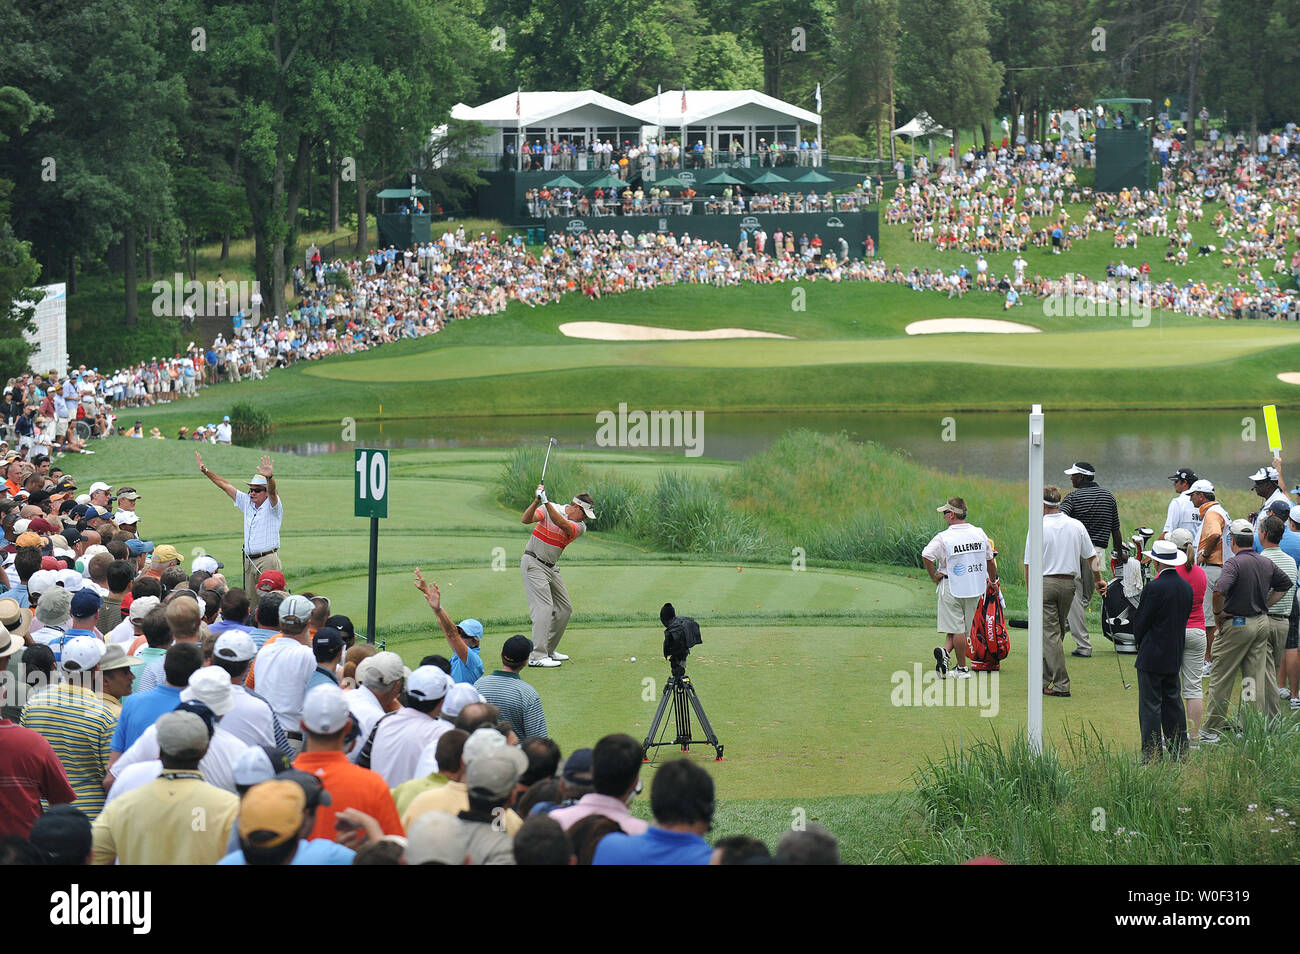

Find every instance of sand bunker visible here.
[1278,373,1300,385]
[558,321,793,341]
[905,318,1042,335]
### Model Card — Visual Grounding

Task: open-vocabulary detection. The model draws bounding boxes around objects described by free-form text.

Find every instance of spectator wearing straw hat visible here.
[196,452,283,594]
[1132,539,1193,762]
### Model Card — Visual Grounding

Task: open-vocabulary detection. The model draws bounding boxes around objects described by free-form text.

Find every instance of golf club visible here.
[1115,646,1131,690]
[540,436,558,488]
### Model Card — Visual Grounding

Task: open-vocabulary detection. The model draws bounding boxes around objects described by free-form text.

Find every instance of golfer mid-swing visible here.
[521,483,596,668]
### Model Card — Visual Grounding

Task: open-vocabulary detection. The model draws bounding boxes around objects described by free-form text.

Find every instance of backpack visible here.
[966,583,1010,671]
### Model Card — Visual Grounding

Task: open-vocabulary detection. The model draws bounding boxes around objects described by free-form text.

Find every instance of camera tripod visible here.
[642,662,724,762]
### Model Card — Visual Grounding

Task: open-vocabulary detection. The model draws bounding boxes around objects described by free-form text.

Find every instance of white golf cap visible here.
[405,811,468,866]
[27,569,58,599]
[192,555,224,574]
[75,494,91,506]
[358,651,408,691]
[1188,479,1215,494]
[1249,466,1280,482]
[213,630,258,664]
[55,569,83,591]
[1290,505,1300,524]
[88,482,113,495]
[301,684,350,734]
[181,666,236,717]
[128,595,161,622]
[441,683,485,719]
[407,665,453,703]
[113,511,140,526]
[462,726,510,764]
[12,519,30,535]
[1148,539,1187,566]
[1169,528,1195,549]
[1229,518,1255,535]
[60,635,105,673]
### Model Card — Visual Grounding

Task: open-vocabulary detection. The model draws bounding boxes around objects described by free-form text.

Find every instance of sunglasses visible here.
[248,487,267,494]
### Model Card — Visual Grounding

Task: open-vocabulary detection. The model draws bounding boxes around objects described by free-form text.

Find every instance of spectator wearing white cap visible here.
[196,452,283,595]
[1162,467,1202,542]
[347,650,406,745]
[112,593,162,654]
[1131,540,1194,762]
[92,710,239,865]
[21,635,116,819]
[409,683,484,779]
[250,594,316,749]
[360,665,454,787]
[107,668,250,794]
[95,644,140,717]
[293,684,404,840]
[211,630,292,757]
[1249,464,1290,537]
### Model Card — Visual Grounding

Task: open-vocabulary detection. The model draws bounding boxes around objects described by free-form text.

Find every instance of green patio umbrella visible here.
[647,176,687,188]
[584,174,629,190]
[749,171,791,189]
[542,175,584,189]
[703,172,744,185]
[794,170,834,184]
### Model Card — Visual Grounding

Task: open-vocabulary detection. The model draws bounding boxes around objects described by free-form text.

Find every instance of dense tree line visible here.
[0,0,1295,335]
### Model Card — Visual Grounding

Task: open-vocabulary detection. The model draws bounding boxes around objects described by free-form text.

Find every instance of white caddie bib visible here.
[941,524,991,598]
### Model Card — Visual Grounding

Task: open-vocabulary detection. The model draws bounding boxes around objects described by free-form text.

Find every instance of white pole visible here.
[1028,404,1045,756]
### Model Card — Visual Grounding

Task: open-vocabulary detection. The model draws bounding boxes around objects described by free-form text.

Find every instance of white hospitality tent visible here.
[631,88,821,157]
[450,90,658,160]
[892,111,953,167]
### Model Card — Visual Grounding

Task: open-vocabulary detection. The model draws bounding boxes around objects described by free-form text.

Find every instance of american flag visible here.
[681,86,687,115]
[515,87,521,117]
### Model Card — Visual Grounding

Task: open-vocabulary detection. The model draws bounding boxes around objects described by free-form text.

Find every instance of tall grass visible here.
[904,711,1300,864]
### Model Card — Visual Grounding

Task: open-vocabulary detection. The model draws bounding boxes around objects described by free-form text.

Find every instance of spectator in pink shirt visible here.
[547,734,647,835]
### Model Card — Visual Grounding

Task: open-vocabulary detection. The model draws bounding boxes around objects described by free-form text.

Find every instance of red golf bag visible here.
[967,583,1010,671]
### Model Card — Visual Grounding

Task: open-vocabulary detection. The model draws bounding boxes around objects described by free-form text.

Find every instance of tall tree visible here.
[0,87,42,377]
[898,0,1003,137]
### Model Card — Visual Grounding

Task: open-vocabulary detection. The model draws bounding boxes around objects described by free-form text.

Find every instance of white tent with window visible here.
[450,91,657,165]
[891,111,953,167]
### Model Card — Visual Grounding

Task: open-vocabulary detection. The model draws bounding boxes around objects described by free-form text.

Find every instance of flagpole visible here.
[816,82,823,168]
[516,85,523,173]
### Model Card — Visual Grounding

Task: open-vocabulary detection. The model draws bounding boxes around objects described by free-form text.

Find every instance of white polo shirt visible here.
[252,638,315,733]
[1163,492,1201,541]
[234,490,283,556]
[368,707,451,787]
[109,724,250,794]
[221,684,283,751]
[922,522,993,598]
[346,685,385,741]
[1024,511,1096,576]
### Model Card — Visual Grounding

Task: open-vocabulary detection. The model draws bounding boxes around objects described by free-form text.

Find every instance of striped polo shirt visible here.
[473,670,548,740]
[1060,481,1121,548]
[1260,546,1297,617]
[21,682,117,820]
[526,511,584,564]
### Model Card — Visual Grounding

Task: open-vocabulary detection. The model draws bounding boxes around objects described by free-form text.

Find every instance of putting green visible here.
[303,325,1299,383]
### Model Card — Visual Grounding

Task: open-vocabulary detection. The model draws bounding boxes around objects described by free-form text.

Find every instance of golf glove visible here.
[536,486,548,504]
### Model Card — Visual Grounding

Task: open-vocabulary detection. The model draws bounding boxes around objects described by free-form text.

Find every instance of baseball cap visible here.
[1168,467,1197,483]
[441,683,485,720]
[40,557,66,572]
[1249,466,1280,482]
[1063,462,1096,476]
[562,748,595,786]
[11,519,30,535]
[1189,479,1215,494]
[126,538,154,556]
[1169,528,1195,549]
[276,768,332,812]
[358,651,407,692]
[278,594,313,625]
[466,750,528,801]
[1290,505,1300,524]
[152,544,181,565]
[69,588,101,617]
[462,727,510,764]
[60,635,105,673]
[214,630,258,663]
[237,780,305,848]
[501,635,533,667]
[53,476,77,493]
[233,746,293,789]
[457,618,484,642]
[192,554,224,574]
[28,518,57,535]
[311,626,346,658]
[1229,518,1255,535]
[1268,500,1293,518]
[405,810,468,866]
[15,532,41,549]
[156,710,210,758]
[81,505,108,521]
[88,482,113,495]
[113,511,139,526]
[34,586,72,626]
[325,614,355,641]
[29,805,92,864]
[128,595,161,622]
[181,666,236,717]
[407,665,453,703]
[256,570,286,592]
[301,684,351,734]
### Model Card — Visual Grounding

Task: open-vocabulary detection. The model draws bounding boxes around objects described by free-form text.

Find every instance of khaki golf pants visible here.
[1044,576,1076,693]
[1266,614,1288,718]
[1203,614,1270,736]
[521,554,572,660]
[1067,556,1095,653]
[244,549,283,596]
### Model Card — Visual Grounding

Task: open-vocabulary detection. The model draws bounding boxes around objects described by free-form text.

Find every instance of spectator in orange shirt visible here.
[293,684,403,841]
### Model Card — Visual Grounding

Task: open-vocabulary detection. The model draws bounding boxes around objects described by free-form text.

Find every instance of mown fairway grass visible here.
[128,280,1300,437]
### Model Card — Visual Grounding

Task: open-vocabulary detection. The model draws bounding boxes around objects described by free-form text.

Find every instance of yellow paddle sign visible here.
[1264,405,1282,456]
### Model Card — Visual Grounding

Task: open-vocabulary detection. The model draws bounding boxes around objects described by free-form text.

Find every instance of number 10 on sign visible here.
[355,449,389,518]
